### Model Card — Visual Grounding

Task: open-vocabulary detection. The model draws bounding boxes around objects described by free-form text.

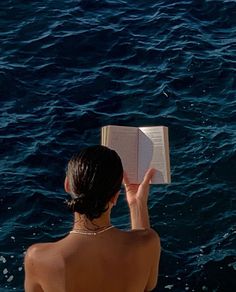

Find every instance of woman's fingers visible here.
[142,168,156,186]
[123,168,156,188]
[123,171,130,186]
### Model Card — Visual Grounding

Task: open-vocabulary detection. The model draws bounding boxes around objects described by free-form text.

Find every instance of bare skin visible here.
[24,169,161,292]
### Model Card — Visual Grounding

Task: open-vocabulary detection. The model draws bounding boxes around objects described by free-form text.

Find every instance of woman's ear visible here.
[64,176,70,193]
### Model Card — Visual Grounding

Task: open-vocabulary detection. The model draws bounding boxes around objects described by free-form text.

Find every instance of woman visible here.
[24,145,161,292]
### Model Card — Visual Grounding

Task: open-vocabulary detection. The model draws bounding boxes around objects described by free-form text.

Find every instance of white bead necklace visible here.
[70,225,114,236]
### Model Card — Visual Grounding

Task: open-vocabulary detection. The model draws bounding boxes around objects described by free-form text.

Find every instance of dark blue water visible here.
[0,0,235,291]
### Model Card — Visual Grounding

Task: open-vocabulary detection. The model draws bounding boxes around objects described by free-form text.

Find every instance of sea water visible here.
[0,0,235,291]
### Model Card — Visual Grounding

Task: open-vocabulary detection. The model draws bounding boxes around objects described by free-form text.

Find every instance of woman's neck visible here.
[73,211,111,231]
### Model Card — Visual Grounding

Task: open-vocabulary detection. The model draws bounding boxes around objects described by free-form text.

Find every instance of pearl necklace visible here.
[70,225,114,236]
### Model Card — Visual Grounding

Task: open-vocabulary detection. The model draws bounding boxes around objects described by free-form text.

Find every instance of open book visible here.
[101,125,171,184]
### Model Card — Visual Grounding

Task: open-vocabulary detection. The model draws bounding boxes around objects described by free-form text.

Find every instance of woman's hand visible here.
[123,169,156,207]
[123,169,156,229]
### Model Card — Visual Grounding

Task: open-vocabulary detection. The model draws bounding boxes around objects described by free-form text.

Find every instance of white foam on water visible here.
[7,275,14,282]
[0,256,7,263]
[228,262,236,270]
[164,284,174,290]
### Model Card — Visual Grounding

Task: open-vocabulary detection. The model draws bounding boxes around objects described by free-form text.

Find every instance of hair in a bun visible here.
[66,145,123,220]
[67,193,85,213]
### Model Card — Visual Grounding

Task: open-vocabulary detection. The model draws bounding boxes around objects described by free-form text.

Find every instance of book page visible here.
[101,126,138,182]
[138,126,170,184]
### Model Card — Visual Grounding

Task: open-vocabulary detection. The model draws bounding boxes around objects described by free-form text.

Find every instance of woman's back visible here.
[26,228,160,292]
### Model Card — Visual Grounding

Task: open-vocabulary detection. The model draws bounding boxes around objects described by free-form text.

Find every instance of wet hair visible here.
[66,145,123,220]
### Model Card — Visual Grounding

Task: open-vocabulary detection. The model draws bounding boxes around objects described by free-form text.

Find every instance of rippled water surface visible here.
[0,0,236,291]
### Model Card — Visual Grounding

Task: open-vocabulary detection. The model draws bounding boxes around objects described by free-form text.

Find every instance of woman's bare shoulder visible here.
[124,228,160,246]
[25,242,54,257]
[25,242,67,291]
[25,241,63,270]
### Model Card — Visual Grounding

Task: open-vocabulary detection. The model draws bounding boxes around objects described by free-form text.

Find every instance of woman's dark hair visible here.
[66,145,123,220]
